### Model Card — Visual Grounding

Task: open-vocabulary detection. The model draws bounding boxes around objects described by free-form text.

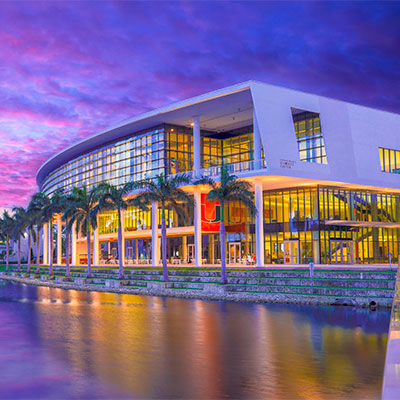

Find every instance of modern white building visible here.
[36,81,400,266]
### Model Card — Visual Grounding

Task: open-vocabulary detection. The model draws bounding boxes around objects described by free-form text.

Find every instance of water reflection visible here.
[0,281,389,399]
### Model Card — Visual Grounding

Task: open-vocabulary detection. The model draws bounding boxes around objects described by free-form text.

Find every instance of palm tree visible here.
[43,191,66,276]
[95,182,137,279]
[0,211,14,273]
[12,207,29,273]
[195,166,256,284]
[28,192,51,274]
[25,208,37,274]
[62,191,79,278]
[65,185,100,278]
[133,174,193,282]
[0,216,5,264]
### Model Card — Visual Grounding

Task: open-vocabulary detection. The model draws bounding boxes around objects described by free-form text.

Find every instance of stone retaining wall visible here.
[0,267,396,307]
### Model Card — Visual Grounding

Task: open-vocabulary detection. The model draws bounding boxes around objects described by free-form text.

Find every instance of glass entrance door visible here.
[229,242,241,264]
[283,241,299,264]
[330,240,353,264]
[188,244,195,263]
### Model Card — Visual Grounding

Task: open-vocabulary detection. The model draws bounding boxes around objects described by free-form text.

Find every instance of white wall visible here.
[251,81,400,190]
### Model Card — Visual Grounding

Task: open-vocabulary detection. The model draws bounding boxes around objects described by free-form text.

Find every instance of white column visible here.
[151,202,159,266]
[255,182,265,267]
[210,235,215,264]
[121,210,126,264]
[194,190,202,267]
[43,223,48,265]
[253,109,262,161]
[182,236,187,263]
[48,223,52,264]
[193,115,201,176]
[57,216,62,265]
[72,222,77,265]
[93,224,100,266]
[47,224,54,263]
[312,192,321,264]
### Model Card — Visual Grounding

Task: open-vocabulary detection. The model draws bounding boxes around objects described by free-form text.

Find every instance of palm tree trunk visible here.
[49,221,53,275]
[36,226,40,274]
[18,238,21,272]
[161,205,168,282]
[86,225,91,278]
[220,221,227,284]
[27,229,31,273]
[117,209,124,279]
[6,237,9,273]
[65,229,70,278]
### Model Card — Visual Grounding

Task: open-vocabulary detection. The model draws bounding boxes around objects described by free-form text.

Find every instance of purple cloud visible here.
[0,1,399,207]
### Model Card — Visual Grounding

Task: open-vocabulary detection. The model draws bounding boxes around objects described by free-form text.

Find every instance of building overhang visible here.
[36,81,256,188]
[324,220,400,229]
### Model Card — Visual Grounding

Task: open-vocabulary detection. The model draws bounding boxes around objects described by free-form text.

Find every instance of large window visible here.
[165,126,255,170]
[319,187,400,264]
[263,186,400,265]
[202,130,254,169]
[292,111,327,164]
[41,123,260,194]
[99,210,118,235]
[379,147,400,174]
[165,126,194,175]
[41,126,165,195]
[263,187,318,264]
[124,206,152,232]
[223,132,254,165]
[202,136,223,168]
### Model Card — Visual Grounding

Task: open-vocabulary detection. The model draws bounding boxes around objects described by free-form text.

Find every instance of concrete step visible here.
[227,284,393,298]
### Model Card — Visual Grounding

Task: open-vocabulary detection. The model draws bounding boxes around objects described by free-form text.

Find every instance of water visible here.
[0,280,390,399]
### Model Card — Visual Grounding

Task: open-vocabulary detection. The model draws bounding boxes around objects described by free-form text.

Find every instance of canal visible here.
[0,280,390,399]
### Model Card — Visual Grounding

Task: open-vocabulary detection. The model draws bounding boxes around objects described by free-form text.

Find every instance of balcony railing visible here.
[200,159,267,178]
[169,159,267,181]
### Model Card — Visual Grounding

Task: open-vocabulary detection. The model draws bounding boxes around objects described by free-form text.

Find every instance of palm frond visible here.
[168,173,191,187]
[193,175,216,188]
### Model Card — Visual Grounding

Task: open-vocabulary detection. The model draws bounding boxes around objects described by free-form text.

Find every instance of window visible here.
[292,110,327,164]
[223,133,254,165]
[165,127,194,174]
[42,126,165,195]
[379,147,400,174]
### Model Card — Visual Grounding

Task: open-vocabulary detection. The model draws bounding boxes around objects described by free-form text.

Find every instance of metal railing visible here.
[201,159,267,177]
[169,158,267,181]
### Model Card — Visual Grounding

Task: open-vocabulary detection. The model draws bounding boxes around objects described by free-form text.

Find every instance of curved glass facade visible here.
[41,124,256,195]
[41,126,166,195]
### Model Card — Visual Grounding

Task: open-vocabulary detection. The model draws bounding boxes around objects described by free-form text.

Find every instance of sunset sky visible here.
[1,1,399,208]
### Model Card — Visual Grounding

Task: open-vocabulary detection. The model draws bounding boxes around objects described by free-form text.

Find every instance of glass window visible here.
[292,111,327,164]
[379,147,400,174]
[42,126,166,195]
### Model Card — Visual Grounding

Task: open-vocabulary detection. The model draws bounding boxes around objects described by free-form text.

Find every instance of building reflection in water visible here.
[30,286,389,399]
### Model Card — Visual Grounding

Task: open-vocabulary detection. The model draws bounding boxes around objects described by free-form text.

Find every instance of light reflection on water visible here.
[0,281,390,399]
